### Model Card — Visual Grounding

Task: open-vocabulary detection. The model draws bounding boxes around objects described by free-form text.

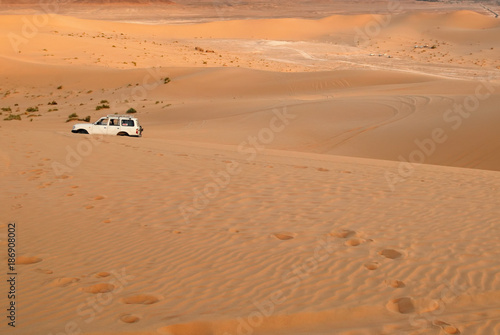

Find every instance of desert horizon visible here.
[1,1,499,335]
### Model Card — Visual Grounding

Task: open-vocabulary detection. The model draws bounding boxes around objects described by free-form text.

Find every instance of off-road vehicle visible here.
[72,115,143,137]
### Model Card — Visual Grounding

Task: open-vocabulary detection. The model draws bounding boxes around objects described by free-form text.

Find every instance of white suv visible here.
[72,115,143,137]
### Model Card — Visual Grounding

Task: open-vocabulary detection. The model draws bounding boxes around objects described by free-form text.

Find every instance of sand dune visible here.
[1,6,499,335]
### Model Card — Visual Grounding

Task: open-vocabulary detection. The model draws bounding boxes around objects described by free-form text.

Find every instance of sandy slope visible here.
[0,8,499,335]
[1,125,500,335]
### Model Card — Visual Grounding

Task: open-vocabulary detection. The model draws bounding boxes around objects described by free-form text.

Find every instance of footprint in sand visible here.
[38,182,53,189]
[80,283,115,294]
[50,277,80,287]
[121,294,160,305]
[433,321,460,334]
[93,195,105,200]
[330,229,356,238]
[273,232,295,240]
[364,262,379,270]
[387,279,405,288]
[386,297,415,314]
[85,205,94,209]
[345,238,364,247]
[120,314,140,323]
[17,256,43,265]
[379,249,403,259]
[317,167,329,172]
[35,268,53,274]
[95,272,111,278]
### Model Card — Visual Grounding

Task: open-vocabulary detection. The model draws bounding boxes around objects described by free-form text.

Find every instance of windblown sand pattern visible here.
[0,2,499,334]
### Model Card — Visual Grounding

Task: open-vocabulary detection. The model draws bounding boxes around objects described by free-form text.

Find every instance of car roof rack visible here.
[106,114,135,118]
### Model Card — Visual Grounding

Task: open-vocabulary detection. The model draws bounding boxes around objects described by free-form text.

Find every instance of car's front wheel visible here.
[117,132,129,136]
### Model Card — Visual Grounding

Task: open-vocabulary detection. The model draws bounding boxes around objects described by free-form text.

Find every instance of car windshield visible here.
[95,118,108,125]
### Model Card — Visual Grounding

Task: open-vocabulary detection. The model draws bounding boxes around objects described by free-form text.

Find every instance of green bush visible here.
[82,116,91,122]
[164,77,171,84]
[126,108,137,114]
[1,107,11,112]
[26,106,39,113]
[4,114,21,121]
[68,113,78,118]
[96,104,110,110]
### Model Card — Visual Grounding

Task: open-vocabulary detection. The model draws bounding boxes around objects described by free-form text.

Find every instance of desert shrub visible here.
[57,85,63,90]
[1,107,11,112]
[164,77,171,84]
[48,101,58,105]
[96,104,110,110]
[126,108,137,114]
[100,100,109,104]
[82,116,91,122]
[26,106,39,113]
[66,114,79,122]
[4,114,21,121]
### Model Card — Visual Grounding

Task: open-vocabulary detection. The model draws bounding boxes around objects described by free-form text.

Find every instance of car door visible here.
[107,117,121,135]
[92,118,109,134]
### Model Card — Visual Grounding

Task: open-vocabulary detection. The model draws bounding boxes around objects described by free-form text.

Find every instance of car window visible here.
[96,118,108,126]
[109,118,119,126]
[121,119,134,127]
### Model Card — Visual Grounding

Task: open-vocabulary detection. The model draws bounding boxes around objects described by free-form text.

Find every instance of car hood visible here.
[72,123,92,128]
